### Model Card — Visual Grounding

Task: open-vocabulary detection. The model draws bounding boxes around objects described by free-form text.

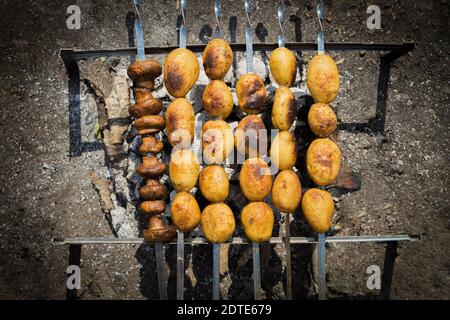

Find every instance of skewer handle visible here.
[317,232,326,300]
[212,243,221,300]
[176,230,185,300]
[316,0,325,53]
[252,242,261,300]
[244,0,253,73]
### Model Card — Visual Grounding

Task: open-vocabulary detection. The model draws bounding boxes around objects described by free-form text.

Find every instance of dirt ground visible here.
[0,0,448,300]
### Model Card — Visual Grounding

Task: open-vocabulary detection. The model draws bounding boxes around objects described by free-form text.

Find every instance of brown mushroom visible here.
[139,136,164,155]
[128,59,162,90]
[129,98,163,118]
[136,157,167,178]
[139,179,168,200]
[135,115,165,131]
[144,216,177,243]
[134,88,154,104]
[140,200,166,215]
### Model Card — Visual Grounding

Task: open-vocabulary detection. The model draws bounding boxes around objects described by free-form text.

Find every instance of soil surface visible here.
[0,0,448,299]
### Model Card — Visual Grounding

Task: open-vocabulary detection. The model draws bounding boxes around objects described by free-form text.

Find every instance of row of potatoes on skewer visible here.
[127,38,342,243]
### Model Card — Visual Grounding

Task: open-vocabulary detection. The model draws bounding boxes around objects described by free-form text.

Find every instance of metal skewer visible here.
[244,0,261,300]
[212,243,220,299]
[133,0,168,300]
[277,0,285,48]
[245,0,254,73]
[284,213,292,299]
[214,0,222,38]
[175,0,188,301]
[316,0,325,53]
[317,232,326,300]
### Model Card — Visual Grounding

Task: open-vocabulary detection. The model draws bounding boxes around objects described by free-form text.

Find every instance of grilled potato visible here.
[301,188,334,233]
[236,73,267,114]
[171,192,201,232]
[202,80,234,119]
[306,138,341,186]
[241,202,274,242]
[202,39,233,80]
[269,47,297,87]
[199,165,229,203]
[201,203,236,243]
[239,158,272,201]
[271,86,296,130]
[166,98,195,147]
[169,149,200,192]
[308,103,337,137]
[202,120,234,164]
[270,131,297,171]
[272,170,302,213]
[306,53,340,103]
[235,115,266,158]
[164,48,199,98]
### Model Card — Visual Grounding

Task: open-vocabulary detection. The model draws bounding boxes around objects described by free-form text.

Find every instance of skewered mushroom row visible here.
[127,59,176,243]
[303,52,342,233]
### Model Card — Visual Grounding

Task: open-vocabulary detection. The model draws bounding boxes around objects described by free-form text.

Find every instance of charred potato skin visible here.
[202,120,234,164]
[269,47,297,87]
[166,98,195,146]
[270,131,297,171]
[199,165,229,203]
[164,48,200,98]
[241,202,274,242]
[169,149,200,192]
[202,39,233,80]
[306,53,340,104]
[236,73,267,114]
[306,138,341,186]
[301,188,334,233]
[272,170,302,213]
[234,115,266,158]
[239,158,272,201]
[202,80,234,119]
[201,203,236,243]
[271,86,296,130]
[308,103,337,137]
[171,192,201,232]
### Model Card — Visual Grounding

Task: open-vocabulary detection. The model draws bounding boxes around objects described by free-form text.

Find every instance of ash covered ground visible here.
[0,0,448,299]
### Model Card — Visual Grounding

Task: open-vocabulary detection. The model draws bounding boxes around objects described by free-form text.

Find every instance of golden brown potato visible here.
[239,158,272,201]
[306,138,341,186]
[272,170,302,213]
[171,192,201,232]
[202,120,234,164]
[270,131,297,171]
[271,86,296,130]
[306,53,340,103]
[236,73,267,114]
[202,39,233,80]
[199,165,229,203]
[301,188,334,233]
[308,103,337,137]
[202,80,233,119]
[269,47,297,87]
[164,48,199,98]
[165,98,195,147]
[234,115,266,158]
[169,149,200,192]
[201,203,235,243]
[241,202,274,242]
